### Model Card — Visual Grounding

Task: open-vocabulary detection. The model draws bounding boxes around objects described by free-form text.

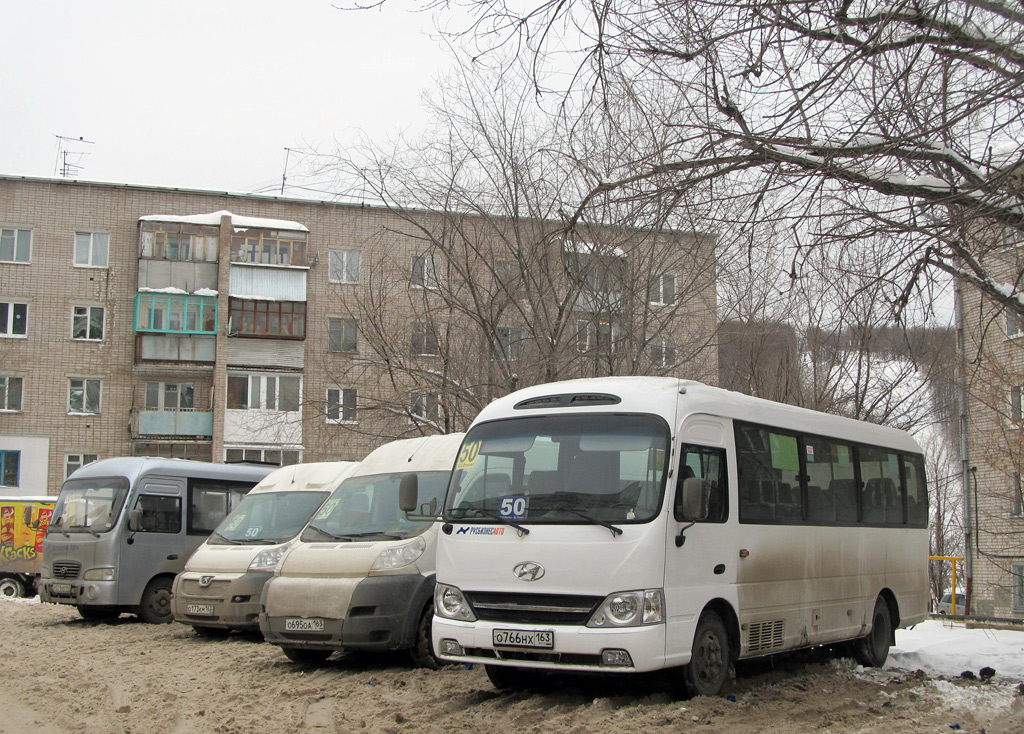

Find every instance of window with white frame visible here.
[72,305,104,341]
[576,319,622,353]
[74,232,110,268]
[69,378,101,414]
[326,387,357,423]
[410,390,441,423]
[1007,308,1024,338]
[411,254,442,289]
[650,336,677,367]
[0,301,27,337]
[328,317,358,353]
[65,453,99,479]
[411,322,439,356]
[1014,473,1023,518]
[1012,385,1024,424]
[0,376,23,411]
[495,259,521,288]
[145,382,194,411]
[649,273,677,306]
[0,227,31,263]
[140,221,220,262]
[0,450,19,487]
[224,447,300,466]
[1014,564,1024,613]
[493,326,527,361]
[328,249,361,283]
[227,374,301,412]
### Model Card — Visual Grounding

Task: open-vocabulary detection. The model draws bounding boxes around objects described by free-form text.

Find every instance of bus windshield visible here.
[301,471,450,543]
[50,477,130,534]
[211,490,329,545]
[444,414,669,526]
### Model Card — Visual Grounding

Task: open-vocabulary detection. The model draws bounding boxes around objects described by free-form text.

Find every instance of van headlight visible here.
[435,583,477,621]
[249,544,288,571]
[83,567,116,581]
[371,536,426,571]
[587,589,664,627]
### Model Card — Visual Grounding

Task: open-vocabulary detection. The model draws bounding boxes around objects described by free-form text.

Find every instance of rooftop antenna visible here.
[280,147,296,195]
[54,135,94,178]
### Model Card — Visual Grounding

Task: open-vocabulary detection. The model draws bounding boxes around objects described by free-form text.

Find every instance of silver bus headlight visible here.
[588,589,664,627]
[434,583,476,621]
[83,567,116,581]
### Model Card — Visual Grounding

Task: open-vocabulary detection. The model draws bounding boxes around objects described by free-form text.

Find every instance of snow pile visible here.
[887,619,1024,680]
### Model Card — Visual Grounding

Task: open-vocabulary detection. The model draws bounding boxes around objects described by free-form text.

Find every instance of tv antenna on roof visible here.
[281,147,297,195]
[54,135,94,178]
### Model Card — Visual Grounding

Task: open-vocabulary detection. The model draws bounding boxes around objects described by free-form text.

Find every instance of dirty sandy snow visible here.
[2,599,1023,734]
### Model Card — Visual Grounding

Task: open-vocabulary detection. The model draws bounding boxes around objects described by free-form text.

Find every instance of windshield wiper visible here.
[210,531,245,545]
[451,507,530,536]
[304,525,356,541]
[558,507,623,537]
[333,531,406,540]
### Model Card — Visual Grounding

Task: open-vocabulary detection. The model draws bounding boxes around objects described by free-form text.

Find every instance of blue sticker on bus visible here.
[499,495,528,521]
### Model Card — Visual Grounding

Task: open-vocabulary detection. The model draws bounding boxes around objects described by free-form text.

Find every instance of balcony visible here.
[137,410,214,437]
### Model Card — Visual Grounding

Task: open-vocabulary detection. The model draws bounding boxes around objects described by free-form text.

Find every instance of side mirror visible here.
[128,506,143,532]
[399,473,419,513]
[680,477,710,522]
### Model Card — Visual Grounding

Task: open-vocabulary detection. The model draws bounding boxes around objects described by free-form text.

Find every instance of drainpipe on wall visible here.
[955,274,973,614]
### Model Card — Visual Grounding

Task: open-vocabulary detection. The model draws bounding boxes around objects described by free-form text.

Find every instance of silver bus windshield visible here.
[50,477,130,534]
[444,414,669,525]
[210,491,329,545]
[301,471,449,542]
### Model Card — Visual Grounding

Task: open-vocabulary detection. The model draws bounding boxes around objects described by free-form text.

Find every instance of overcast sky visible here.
[0,1,452,197]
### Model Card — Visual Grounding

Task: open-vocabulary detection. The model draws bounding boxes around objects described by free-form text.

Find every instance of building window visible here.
[65,453,99,479]
[227,374,300,412]
[68,378,101,414]
[1007,309,1024,339]
[1014,564,1024,613]
[0,376,23,411]
[1014,473,1023,518]
[577,319,622,353]
[328,249,360,283]
[493,326,527,361]
[649,273,677,306]
[230,227,307,267]
[495,259,521,289]
[72,305,104,341]
[0,302,28,337]
[0,450,19,487]
[1012,385,1024,424]
[224,447,300,466]
[650,336,677,367]
[228,299,306,339]
[140,222,219,262]
[326,388,357,423]
[134,442,212,461]
[0,228,31,263]
[328,317,358,353]
[410,390,441,423]
[411,322,439,356]
[411,254,442,289]
[74,232,109,268]
[145,382,194,411]
[136,293,217,334]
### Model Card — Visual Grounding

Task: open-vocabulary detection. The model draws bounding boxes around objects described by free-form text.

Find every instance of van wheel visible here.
[855,596,892,667]
[78,606,121,622]
[138,578,174,624]
[193,625,231,639]
[409,604,441,669]
[0,577,24,599]
[282,647,332,664]
[682,611,730,697]
[485,664,531,690]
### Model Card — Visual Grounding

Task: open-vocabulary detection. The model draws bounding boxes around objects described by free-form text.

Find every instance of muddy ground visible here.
[1,599,1022,734]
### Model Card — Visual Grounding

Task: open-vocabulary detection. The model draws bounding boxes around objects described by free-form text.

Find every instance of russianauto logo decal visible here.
[455,526,506,535]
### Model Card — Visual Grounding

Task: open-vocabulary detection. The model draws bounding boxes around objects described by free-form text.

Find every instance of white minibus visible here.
[40,458,273,623]
[171,461,359,636]
[414,377,929,696]
[260,433,463,665]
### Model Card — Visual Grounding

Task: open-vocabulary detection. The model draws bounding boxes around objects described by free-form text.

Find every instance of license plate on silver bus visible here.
[51,583,72,595]
[493,628,554,649]
[285,617,325,632]
[186,604,214,616]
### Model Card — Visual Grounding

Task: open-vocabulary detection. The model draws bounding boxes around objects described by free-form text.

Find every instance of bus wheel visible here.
[193,625,231,639]
[855,596,892,668]
[138,578,174,624]
[0,577,24,599]
[410,603,441,669]
[78,606,121,622]
[683,611,730,697]
[484,664,531,691]
[282,647,332,664]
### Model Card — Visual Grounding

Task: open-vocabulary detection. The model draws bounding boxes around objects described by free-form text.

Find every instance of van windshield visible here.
[50,477,130,534]
[444,413,669,525]
[210,490,329,545]
[301,471,449,543]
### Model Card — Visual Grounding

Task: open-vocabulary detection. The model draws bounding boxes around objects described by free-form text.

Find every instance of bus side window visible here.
[135,495,182,534]
[676,446,728,523]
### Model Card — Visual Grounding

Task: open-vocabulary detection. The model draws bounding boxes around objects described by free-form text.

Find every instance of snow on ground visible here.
[886,619,1024,680]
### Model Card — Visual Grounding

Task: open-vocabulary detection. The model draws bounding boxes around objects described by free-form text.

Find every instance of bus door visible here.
[664,418,733,663]
[121,474,186,605]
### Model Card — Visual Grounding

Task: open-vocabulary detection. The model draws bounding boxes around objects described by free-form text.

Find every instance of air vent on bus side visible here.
[513,393,621,410]
[747,619,785,652]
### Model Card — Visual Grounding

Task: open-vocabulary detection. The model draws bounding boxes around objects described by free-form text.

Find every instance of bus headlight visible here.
[371,536,426,571]
[587,589,664,627]
[249,545,288,571]
[83,567,116,581]
[435,583,476,621]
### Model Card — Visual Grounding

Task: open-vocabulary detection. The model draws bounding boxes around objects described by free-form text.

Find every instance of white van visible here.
[259,433,463,665]
[171,461,359,636]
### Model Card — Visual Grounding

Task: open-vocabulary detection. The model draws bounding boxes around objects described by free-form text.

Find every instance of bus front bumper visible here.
[40,577,119,607]
[171,571,272,630]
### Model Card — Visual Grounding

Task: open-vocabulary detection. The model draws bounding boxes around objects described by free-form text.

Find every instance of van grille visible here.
[465,592,602,626]
[53,561,81,579]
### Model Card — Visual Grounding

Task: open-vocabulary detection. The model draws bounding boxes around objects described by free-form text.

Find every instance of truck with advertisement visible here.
[171,461,359,637]
[1,496,56,597]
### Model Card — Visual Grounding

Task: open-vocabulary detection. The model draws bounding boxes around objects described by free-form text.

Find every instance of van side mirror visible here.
[128,507,143,532]
[399,473,419,512]
[680,477,710,522]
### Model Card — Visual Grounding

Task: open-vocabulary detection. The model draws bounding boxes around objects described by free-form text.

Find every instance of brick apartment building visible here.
[0,175,718,495]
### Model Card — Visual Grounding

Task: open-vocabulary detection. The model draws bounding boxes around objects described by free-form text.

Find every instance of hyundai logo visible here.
[513,562,545,582]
